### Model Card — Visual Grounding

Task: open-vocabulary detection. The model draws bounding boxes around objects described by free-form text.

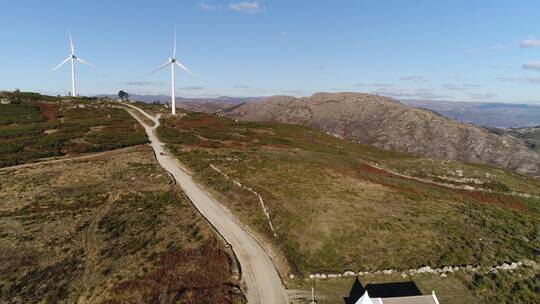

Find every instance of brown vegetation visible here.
[0,146,244,304]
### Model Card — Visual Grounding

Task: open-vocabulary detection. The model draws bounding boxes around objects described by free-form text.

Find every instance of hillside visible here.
[226,93,540,177]
[0,93,246,303]
[402,99,540,128]
[492,126,540,153]
[157,110,540,303]
[0,92,147,167]
[0,145,245,303]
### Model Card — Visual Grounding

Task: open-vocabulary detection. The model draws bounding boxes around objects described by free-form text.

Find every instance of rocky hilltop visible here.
[227,93,540,177]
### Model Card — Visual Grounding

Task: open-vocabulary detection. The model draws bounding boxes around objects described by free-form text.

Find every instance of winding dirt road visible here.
[125,104,288,304]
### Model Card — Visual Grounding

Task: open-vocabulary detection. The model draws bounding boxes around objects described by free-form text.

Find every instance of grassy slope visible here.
[157,112,540,303]
[0,146,245,303]
[0,92,148,167]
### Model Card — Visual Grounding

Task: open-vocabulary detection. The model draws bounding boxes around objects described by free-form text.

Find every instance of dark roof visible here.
[344,277,366,304]
[365,281,422,298]
[344,278,423,304]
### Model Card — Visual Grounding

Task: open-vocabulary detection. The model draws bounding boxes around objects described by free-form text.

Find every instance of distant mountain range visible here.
[96,94,262,113]
[97,93,540,128]
[225,93,540,177]
[401,99,540,128]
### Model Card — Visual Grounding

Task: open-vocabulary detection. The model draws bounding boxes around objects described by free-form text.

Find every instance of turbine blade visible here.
[150,61,172,74]
[173,25,177,58]
[76,57,93,66]
[175,60,194,75]
[51,56,72,71]
[69,30,75,54]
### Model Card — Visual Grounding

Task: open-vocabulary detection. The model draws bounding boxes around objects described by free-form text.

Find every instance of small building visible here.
[345,278,440,304]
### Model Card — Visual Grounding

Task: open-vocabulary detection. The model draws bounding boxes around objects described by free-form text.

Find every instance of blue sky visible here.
[1,0,539,103]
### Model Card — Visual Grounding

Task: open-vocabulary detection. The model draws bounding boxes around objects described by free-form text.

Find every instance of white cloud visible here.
[469,93,497,100]
[229,1,263,14]
[281,89,306,96]
[491,44,512,50]
[399,76,426,82]
[496,76,540,85]
[521,39,540,48]
[199,2,220,11]
[233,85,252,89]
[181,86,205,90]
[371,83,395,88]
[124,81,165,86]
[523,61,540,71]
[465,43,513,54]
[372,88,447,100]
[443,83,484,91]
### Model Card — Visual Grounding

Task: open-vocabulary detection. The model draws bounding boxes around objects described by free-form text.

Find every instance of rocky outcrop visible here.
[227,93,540,177]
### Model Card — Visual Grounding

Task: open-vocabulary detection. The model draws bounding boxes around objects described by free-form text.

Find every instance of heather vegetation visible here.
[0,146,244,303]
[157,111,540,303]
[0,92,147,167]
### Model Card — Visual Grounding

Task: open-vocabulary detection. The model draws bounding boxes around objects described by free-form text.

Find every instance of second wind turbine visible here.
[151,27,193,115]
[52,31,92,97]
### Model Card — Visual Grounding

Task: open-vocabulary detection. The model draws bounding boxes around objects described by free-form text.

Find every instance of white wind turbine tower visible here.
[51,31,92,97]
[151,27,194,115]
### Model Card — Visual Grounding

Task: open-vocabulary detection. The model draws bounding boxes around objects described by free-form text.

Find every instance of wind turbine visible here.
[52,31,91,97]
[151,27,194,115]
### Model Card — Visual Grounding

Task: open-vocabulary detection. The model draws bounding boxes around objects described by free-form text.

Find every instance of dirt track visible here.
[125,104,288,304]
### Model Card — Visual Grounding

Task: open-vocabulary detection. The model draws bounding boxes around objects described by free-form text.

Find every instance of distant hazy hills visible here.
[226,93,540,177]
[402,99,540,128]
[99,93,540,128]
[97,94,261,113]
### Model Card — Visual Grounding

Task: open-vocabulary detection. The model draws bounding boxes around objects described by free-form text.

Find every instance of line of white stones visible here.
[309,260,537,280]
[210,164,278,238]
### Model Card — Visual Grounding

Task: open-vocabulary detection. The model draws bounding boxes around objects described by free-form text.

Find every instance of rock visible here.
[417,266,431,273]
[500,263,512,270]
